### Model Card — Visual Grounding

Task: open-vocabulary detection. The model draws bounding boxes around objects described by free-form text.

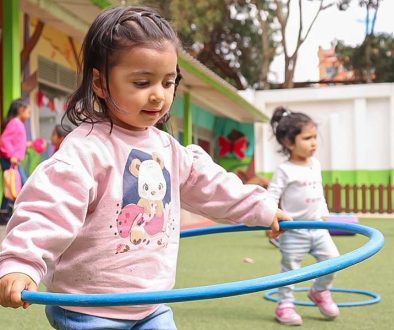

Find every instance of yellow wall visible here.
[29,16,81,73]
[22,14,81,139]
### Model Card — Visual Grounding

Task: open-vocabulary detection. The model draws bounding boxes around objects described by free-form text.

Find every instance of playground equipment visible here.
[21,221,384,307]
[328,213,358,236]
[264,287,380,307]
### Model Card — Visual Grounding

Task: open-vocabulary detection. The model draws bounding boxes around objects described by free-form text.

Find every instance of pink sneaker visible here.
[275,302,303,326]
[308,288,340,319]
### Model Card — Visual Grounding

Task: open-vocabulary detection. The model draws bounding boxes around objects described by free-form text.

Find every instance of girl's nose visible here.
[149,88,165,104]
[149,94,159,103]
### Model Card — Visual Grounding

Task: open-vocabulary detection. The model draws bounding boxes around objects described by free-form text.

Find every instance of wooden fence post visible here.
[361,185,367,213]
[325,179,394,214]
[378,184,384,213]
[344,184,350,213]
[352,184,358,213]
[332,180,342,213]
[369,185,375,213]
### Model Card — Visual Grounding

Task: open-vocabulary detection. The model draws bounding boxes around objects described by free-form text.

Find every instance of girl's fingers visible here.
[22,281,38,309]
[9,281,25,308]
[0,278,37,308]
[272,220,280,233]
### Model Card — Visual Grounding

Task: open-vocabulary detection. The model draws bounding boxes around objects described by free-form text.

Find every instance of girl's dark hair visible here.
[65,6,182,130]
[53,124,73,138]
[270,106,316,156]
[2,98,29,131]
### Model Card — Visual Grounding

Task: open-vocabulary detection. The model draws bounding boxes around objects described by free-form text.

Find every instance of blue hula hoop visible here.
[263,287,381,307]
[22,221,384,306]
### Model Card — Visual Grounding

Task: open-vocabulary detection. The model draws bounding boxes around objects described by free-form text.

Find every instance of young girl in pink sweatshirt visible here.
[0,98,31,223]
[0,6,290,329]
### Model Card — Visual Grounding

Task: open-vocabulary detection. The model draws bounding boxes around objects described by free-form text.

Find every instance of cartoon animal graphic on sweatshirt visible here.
[115,149,172,249]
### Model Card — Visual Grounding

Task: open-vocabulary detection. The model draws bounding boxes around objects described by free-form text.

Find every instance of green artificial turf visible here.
[0,218,392,329]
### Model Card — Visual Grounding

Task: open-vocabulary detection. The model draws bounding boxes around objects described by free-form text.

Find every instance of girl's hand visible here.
[0,273,38,309]
[321,216,329,221]
[9,157,18,165]
[270,209,292,238]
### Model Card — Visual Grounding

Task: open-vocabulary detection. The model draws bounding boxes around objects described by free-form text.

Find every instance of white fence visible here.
[240,83,394,174]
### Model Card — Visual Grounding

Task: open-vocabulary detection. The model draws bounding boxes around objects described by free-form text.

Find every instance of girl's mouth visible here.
[142,110,161,116]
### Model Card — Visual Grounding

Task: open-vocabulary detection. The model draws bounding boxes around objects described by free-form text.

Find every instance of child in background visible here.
[0,98,31,223]
[268,106,340,326]
[0,6,290,329]
[50,124,72,153]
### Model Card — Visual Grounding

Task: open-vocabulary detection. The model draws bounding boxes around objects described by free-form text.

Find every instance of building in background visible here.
[318,46,355,82]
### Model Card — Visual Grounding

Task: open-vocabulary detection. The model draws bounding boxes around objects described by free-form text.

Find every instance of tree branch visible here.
[20,20,44,72]
[274,0,289,56]
[68,36,81,73]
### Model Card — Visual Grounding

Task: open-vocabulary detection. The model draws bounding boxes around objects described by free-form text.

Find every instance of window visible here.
[38,56,78,93]
[36,57,76,141]
[325,66,337,79]
[175,118,214,157]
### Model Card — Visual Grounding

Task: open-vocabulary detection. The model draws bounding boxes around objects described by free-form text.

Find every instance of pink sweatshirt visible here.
[0,122,277,320]
[0,117,27,160]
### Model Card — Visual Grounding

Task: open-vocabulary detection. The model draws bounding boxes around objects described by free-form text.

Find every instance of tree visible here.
[145,1,335,89]
[338,0,383,82]
[249,0,334,88]
[244,0,278,89]
[169,0,276,89]
[336,33,394,83]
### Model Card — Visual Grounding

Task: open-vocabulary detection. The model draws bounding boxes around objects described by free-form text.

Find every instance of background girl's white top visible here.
[268,157,329,220]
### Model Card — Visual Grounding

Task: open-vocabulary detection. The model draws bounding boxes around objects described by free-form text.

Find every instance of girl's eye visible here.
[164,80,176,88]
[133,81,149,88]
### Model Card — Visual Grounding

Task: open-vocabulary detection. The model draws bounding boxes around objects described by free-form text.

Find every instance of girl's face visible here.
[18,106,31,122]
[288,123,317,164]
[94,42,178,131]
[51,130,62,149]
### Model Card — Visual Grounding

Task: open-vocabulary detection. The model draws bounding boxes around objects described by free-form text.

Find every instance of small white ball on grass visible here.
[243,257,254,264]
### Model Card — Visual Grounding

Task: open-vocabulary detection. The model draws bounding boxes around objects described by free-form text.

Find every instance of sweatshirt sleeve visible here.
[267,166,288,206]
[178,144,277,227]
[0,158,94,285]
[0,119,26,160]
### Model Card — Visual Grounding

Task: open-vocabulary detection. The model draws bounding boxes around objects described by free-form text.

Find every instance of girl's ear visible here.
[92,68,106,99]
[284,138,294,151]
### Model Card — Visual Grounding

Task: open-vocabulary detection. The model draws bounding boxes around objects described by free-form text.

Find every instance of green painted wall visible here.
[171,96,216,130]
[2,0,21,115]
[321,169,394,186]
[258,169,394,186]
[182,92,192,146]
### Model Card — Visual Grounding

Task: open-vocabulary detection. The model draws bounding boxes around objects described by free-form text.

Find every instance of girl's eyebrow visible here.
[128,70,177,77]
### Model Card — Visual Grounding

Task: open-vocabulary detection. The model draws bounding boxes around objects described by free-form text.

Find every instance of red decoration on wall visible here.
[36,90,54,112]
[36,90,66,113]
[218,135,247,159]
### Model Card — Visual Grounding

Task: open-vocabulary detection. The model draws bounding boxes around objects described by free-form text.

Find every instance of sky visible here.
[270,0,394,82]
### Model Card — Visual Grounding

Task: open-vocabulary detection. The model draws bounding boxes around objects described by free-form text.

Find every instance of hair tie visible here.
[282,110,291,118]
